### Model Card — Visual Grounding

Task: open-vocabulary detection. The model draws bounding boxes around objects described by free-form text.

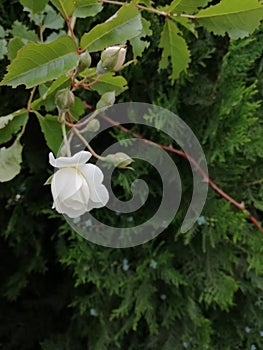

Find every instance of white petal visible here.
[49,151,92,168]
[51,168,83,201]
[86,185,109,211]
[54,198,86,218]
[63,181,90,208]
[64,198,87,212]
[79,164,108,203]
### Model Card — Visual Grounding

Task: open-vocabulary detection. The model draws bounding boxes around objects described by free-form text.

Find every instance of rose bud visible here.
[83,119,100,132]
[104,152,134,169]
[97,45,127,73]
[77,50,92,73]
[96,91,115,111]
[55,88,75,113]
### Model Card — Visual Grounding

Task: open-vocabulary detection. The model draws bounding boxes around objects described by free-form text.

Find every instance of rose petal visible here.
[53,196,88,218]
[49,151,92,168]
[86,185,109,211]
[80,164,109,203]
[63,182,90,209]
[51,168,83,201]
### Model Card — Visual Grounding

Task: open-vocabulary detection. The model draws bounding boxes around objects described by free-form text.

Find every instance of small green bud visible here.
[55,88,75,113]
[96,91,115,111]
[99,45,127,72]
[83,119,100,132]
[96,60,108,75]
[104,152,134,169]
[77,50,92,72]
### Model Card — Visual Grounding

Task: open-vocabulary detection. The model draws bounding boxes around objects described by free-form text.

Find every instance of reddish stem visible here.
[101,113,263,234]
[75,76,101,90]
[65,17,79,50]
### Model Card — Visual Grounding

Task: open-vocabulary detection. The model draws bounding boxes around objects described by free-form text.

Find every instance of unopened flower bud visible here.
[83,119,100,132]
[55,88,75,113]
[96,61,107,75]
[98,45,127,72]
[104,152,134,169]
[77,50,92,72]
[96,91,115,111]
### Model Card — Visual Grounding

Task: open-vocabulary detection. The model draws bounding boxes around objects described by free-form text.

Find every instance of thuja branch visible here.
[101,113,263,234]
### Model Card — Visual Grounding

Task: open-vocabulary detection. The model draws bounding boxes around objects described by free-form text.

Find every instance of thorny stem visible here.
[101,113,263,234]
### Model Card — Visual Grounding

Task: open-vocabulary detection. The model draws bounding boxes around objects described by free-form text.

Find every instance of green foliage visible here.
[158,19,190,83]
[0,1,263,350]
[90,71,128,96]
[36,113,63,155]
[19,0,48,13]
[197,0,263,39]
[50,0,75,18]
[0,138,23,182]
[11,20,39,42]
[74,0,103,18]
[0,25,7,59]
[130,17,152,58]
[80,3,142,52]
[0,109,28,143]
[0,36,79,88]
[163,0,210,14]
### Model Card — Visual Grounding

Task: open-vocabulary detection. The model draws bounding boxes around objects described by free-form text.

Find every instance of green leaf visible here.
[28,12,44,26]
[36,113,63,154]
[0,25,5,38]
[19,0,49,13]
[70,96,85,121]
[158,20,190,83]
[174,17,196,36]
[42,75,71,98]
[80,3,143,52]
[90,72,128,96]
[0,36,79,89]
[0,115,15,129]
[0,110,28,144]
[31,75,71,110]
[74,0,103,18]
[45,31,67,43]
[44,5,65,29]
[0,139,23,182]
[196,0,263,39]
[11,20,39,42]
[130,18,152,58]
[7,37,24,60]
[161,0,210,14]
[50,0,76,18]
[0,39,7,59]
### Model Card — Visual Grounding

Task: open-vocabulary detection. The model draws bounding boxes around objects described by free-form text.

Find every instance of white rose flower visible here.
[49,151,109,218]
